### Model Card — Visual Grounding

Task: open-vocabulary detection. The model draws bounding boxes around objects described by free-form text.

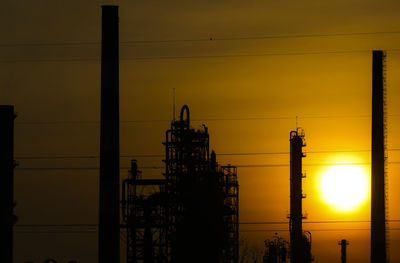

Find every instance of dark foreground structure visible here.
[0,106,16,263]
[99,5,120,263]
[339,239,349,263]
[263,234,288,263]
[289,129,313,263]
[121,105,239,263]
[371,50,387,263]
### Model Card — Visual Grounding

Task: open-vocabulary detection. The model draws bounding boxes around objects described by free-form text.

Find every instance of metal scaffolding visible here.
[121,160,168,263]
[122,105,238,263]
[263,234,288,263]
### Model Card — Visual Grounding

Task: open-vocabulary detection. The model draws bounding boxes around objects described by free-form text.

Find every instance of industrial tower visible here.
[289,129,312,263]
[0,106,16,263]
[164,105,239,263]
[121,160,168,262]
[99,6,120,263]
[371,50,388,263]
[339,239,349,263]
[263,234,288,263]
[121,105,239,263]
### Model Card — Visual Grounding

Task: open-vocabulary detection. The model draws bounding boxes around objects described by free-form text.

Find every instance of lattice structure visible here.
[163,105,239,263]
[220,165,239,263]
[263,234,288,263]
[122,105,239,263]
[121,160,168,263]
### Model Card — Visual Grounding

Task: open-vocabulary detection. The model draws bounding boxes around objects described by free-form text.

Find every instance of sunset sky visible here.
[2,1,400,262]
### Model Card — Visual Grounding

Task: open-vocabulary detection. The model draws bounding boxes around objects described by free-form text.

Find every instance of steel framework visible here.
[121,160,168,263]
[122,105,238,263]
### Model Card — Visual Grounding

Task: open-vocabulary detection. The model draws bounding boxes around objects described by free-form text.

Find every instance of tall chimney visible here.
[0,105,15,263]
[371,50,387,263]
[99,6,120,263]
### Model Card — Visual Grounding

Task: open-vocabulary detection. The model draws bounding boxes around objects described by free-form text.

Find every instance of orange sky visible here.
[2,1,400,262]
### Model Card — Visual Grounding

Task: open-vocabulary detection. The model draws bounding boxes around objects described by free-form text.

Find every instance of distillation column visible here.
[289,129,306,263]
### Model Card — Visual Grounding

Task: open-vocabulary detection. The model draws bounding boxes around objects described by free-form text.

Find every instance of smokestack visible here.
[0,105,15,263]
[99,6,120,263]
[371,50,387,263]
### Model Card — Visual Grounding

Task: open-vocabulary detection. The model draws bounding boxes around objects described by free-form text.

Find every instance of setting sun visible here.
[320,165,369,212]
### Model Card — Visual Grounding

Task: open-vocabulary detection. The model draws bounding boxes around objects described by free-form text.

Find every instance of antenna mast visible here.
[173,88,176,122]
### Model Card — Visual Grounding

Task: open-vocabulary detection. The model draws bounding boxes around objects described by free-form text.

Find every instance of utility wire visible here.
[240,220,400,225]
[13,114,400,125]
[14,219,400,227]
[13,228,400,234]
[16,224,97,227]
[240,228,400,232]
[14,221,400,234]
[15,117,295,124]
[2,30,400,47]
[15,148,400,159]
[14,231,97,234]
[13,161,400,171]
[3,49,400,63]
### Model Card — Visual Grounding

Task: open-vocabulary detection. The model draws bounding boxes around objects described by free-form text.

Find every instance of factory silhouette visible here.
[0,5,389,263]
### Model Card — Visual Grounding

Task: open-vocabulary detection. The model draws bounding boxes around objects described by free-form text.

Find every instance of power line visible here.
[14,230,98,234]
[240,220,400,225]
[11,145,400,160]
[16,224,97,227]
[16,148,400,160]
[2,30,400,47]
[4,49,400,63]
[14,116,296,124]
[13,161,400,171]
[13,114,400,126]
[13,228,400,233]
[15,219,400,227]
[240,228,400,232]
[122,50,372,61]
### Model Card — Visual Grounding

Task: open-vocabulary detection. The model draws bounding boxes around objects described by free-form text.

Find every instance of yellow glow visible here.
[320,165,369,212]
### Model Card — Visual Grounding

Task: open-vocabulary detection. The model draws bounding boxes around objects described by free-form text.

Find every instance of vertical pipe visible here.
[289,130,304,263]
[339,239,348,263]
[99,6,120,263]
[0,105,15,263]
[371,50,386,263]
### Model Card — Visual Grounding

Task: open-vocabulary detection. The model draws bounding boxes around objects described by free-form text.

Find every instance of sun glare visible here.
[320,165,369,212]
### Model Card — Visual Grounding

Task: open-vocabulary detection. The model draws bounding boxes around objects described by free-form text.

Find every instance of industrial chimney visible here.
[0,106,15,263]
[99,6,120,263]
[371,50,387,263]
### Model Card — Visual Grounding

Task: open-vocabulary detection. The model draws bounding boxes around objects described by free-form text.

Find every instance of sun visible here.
[320,165,369,212]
